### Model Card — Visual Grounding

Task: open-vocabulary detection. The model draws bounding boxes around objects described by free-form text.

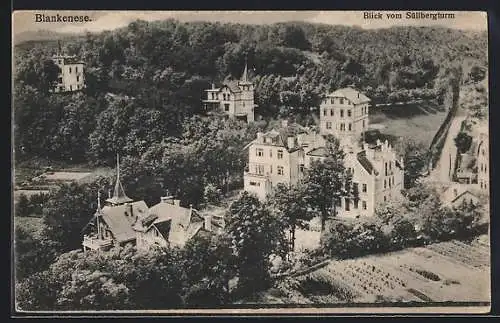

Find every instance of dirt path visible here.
[429,115,466,183]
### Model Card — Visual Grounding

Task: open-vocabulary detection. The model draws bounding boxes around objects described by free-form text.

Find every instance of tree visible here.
[14,226,58,280]
[266,183,312,252]
[16,194,30,217]
[454,131,473,154]
[56,270,131,310]
[42,178,112,252]
[226,192,287,296]
[395,137,430,188]
[302,135,354,234]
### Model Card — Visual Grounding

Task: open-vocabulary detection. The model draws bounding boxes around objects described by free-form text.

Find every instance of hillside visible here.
[13,20,488,166]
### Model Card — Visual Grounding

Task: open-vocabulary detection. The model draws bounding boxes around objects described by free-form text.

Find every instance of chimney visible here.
[127,203,133,218]
[256,132,264,143]
[173,199,181,207]
[211,83,215,89]
[204,215,212,232]
[160,196,174,204]
[287,136,295,150]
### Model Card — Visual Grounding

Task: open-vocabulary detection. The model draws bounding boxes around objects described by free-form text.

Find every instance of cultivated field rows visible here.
[293,236,490,304]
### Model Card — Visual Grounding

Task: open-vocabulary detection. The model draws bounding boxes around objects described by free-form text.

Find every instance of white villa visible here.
[243,87,405,218]
[50,54,86,93]
[202,62,256,123]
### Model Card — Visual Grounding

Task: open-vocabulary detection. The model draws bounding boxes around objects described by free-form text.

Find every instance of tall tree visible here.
[266,183,312,252]
[226,192,287,297]
[302,136,354,233]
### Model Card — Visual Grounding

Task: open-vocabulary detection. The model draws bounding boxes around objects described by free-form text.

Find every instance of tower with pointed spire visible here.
[202,58,256,123]
[106,154,133,206]
[50,41,86,93]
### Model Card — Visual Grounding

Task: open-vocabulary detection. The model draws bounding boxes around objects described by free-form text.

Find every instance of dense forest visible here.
[14,19,487,166]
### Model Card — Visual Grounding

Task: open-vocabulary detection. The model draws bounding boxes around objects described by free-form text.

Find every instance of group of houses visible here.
[440,120,489,208]
[241,87,405,218]
[82,60,488,252]
[81,156,224,252]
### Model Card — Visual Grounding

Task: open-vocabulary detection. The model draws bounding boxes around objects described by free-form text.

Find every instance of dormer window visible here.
[340,98,344,105]
[331,98,334,104]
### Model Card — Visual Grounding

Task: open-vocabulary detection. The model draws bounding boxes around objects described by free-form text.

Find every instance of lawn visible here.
[369,101,448,148]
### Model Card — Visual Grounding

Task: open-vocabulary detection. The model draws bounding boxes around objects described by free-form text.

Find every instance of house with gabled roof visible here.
[202,61,256,123]
[133,196,224,250]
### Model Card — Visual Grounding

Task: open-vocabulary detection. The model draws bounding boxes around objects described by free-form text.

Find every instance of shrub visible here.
[16,194,31,217]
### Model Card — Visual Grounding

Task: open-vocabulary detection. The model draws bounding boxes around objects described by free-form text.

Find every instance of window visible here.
[299,164,305,173]
[385,162,388,176]
[76,75,80,82]
[69,67,72,73]
[340,123,345,131]
[326,122,332,129]
[69,85,72,91]
[340,109,344,117]
[362,120,366,128]
[362,201,367,210]
[243,102,245,107]
[211,93,215,99]
[354,199,359,209]
[345,198,350,211]
[340,98,344,104]
[228,94,230,100]
[256,148,264,157]
[482,149,485,156]
[330,109,334,116]
[384,179,387,189]
[353,182,359,193]
[269,149,272,157]
[347,109,352,117]
[75,66,78,73]
[58,77,62,83]
[362,183,367,193]
[330,98,334,104]
[249,181,260,186]
[453,189,458,196]
[270,165,273,174]
[323,109,327,116]
[224,104,230,111]
[480,182,483,189]
[277,166,284,175]
[348,123,352,131]
[223,94,226,100]
[277,150,283,159]
[389,161,392,170]
[255,165,265,175]
[384,196,387,202]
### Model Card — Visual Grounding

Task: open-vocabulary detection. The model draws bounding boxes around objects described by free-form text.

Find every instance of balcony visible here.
[82,235,113,251]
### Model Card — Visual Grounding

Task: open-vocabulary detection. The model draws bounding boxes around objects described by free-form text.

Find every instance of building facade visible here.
[51,55,86,93]
[319,87,370,148]
[243,87,405,218]
[477,131,489,192]
[202,63,256,123]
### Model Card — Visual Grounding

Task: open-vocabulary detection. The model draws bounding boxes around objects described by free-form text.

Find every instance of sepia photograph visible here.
[11,10,490,314]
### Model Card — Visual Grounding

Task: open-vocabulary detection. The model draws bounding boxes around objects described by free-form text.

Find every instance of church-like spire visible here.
[240,55,251,84]
[106,153,133,206]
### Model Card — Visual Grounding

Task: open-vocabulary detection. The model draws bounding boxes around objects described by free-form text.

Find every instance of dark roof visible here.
[101,201,148,243]
[306,147,329,157]
[154,220,172,240]
[357,151,377,175]
[222,80,242,93]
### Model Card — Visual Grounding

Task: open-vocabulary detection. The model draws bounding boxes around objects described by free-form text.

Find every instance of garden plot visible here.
[287,236,490,304]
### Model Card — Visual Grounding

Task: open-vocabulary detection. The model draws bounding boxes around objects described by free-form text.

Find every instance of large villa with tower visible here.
[50,45,86,93]
[243,87,405,218]
[202,62,257,123]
